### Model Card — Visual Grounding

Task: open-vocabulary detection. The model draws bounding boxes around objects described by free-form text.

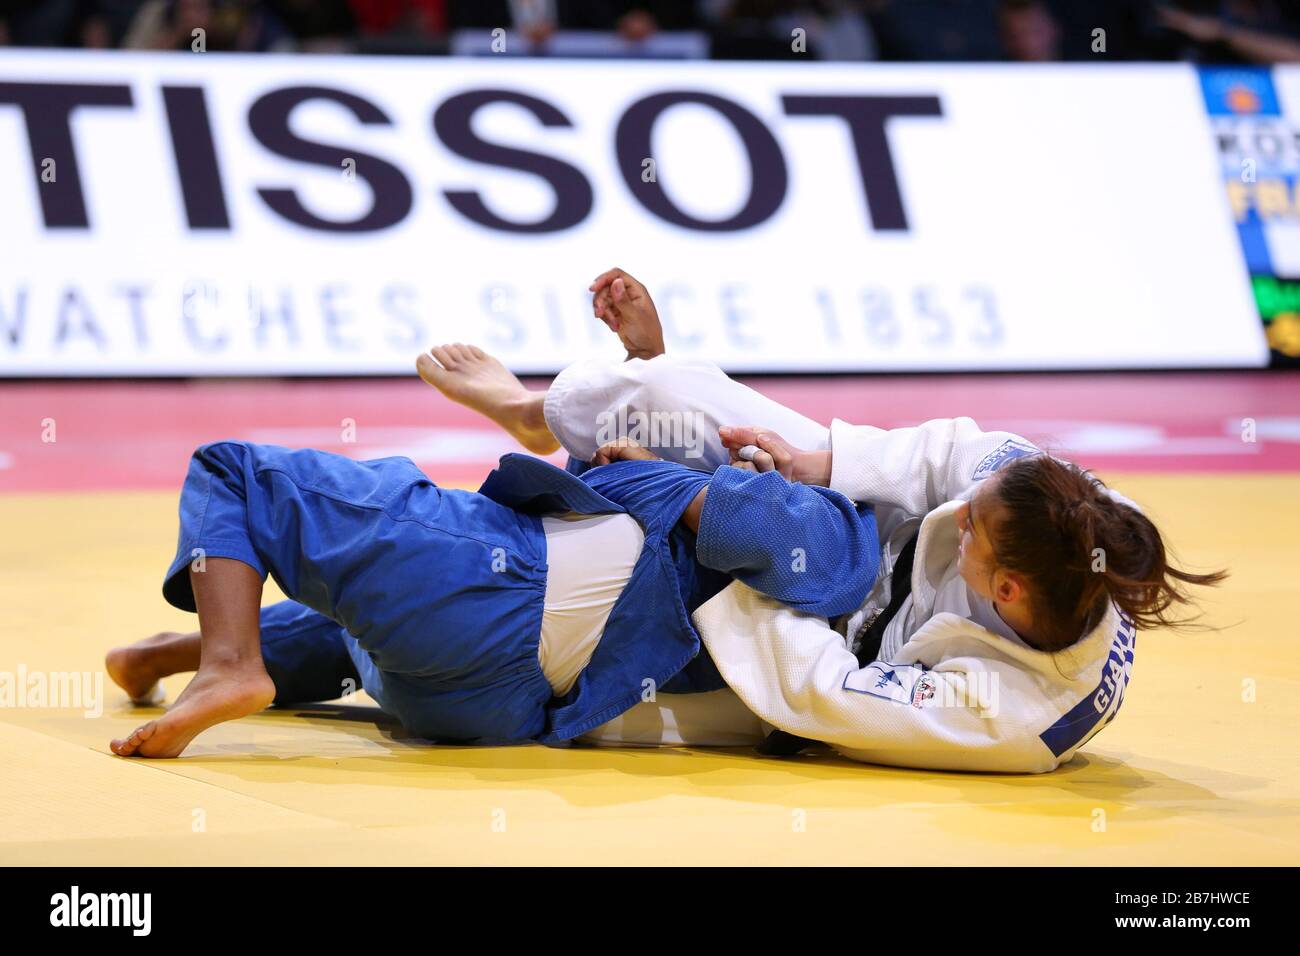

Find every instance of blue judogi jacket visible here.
[477,454,881,742]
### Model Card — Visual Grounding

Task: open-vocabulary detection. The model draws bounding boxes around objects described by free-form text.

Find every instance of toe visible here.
[430,345,457,370]
[111,721,153,756]
[416,352,441,378]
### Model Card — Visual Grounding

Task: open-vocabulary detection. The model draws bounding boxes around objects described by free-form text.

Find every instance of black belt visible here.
[756,530,920,757]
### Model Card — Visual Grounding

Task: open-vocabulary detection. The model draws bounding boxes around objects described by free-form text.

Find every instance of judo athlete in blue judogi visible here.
[106,438,878,758]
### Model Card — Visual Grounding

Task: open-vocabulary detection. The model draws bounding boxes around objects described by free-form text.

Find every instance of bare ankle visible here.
[514,390,549,430]
[197,648,267,672]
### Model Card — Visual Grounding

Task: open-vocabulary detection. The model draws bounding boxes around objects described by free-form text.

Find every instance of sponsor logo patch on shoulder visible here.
[972,439,1039,480]
[844,661,928,705]
[911,674,938,708]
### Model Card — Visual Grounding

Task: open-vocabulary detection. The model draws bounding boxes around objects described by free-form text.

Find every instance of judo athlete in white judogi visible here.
[543,356,1136,772]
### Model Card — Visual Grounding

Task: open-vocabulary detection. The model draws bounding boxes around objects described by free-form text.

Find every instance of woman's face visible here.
[954,476,1002,599]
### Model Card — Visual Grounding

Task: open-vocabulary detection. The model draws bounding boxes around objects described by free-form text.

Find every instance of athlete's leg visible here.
[255,601,363,705]
[422,263,829,467]
[118,440,551,757]
[422,345,829,472]
[415,344,558,454]
[105,630,199,704]
[542,356,830,471]
[112,557,275,757]
[107,601,362,709]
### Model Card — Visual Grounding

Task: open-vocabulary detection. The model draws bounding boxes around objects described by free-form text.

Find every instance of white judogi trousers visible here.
[544,355,831,472]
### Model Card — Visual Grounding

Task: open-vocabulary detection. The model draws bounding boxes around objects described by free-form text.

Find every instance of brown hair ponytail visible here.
[987,455,1227,652]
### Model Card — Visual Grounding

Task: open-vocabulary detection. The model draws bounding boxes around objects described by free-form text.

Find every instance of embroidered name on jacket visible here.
[1039,615,1136,757]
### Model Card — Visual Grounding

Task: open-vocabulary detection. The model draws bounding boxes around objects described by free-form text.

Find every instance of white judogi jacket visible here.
[548,356,1137,773]
[693,417,1138,774]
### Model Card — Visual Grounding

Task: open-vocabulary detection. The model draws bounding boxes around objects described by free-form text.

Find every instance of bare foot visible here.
[416,343,560,455]
[109,660,275,758]
[106,631,197,704]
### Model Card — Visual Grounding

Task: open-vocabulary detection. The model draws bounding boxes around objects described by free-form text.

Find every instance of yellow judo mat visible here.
[2,473,1298,865]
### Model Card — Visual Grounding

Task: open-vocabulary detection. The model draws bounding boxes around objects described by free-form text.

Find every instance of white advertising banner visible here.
[0,51,1269,375]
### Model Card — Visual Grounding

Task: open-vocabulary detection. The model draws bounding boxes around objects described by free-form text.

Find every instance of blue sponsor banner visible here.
[1198,65,1300,352]
[1199,67,1280,117]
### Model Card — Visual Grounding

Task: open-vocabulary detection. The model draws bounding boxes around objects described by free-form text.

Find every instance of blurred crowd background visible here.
[1,0,1298,63]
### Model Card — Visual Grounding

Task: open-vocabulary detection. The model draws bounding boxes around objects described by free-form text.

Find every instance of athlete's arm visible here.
[691,466,878,618]
[723,418,1039,514]
[694,591,1063,774]
[592,439,877,616]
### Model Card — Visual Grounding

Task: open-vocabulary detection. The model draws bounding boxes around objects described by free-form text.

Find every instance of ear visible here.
[994,570,1027,605]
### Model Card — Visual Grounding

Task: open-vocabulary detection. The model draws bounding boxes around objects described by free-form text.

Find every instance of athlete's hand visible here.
[591,437,661,467]
[719,426,832,486]
[589,267,667,362]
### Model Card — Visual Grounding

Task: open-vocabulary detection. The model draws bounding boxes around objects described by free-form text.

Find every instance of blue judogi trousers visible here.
[257,599,360,706]
[162,441,556,743]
